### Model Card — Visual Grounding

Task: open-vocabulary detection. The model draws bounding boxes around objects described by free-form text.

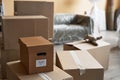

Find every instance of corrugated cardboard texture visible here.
[56,50,104,80]
[6,60,73,80]
[14,0,54,38]
[2,15,48,50]
[64,40,111,70]
[19,36,53,74]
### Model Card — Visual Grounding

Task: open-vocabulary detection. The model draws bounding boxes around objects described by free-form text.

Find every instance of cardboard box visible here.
[14,0,54,38]
[2,0,14,16]
[64,40,111,70]
[56,50,104,80]
[7,60,73,80]
[19,36,53,74]
[1,48,20,79]
[2,15,48,50]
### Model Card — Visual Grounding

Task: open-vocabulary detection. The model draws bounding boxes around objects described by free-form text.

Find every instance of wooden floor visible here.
[0,31,120,80]
[102,31,120,80]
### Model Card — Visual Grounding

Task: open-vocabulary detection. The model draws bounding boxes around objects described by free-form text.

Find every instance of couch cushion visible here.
[54,14,75,24]
[53,24,89,44]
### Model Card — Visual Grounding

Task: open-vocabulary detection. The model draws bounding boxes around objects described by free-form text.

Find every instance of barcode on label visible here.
[36,59,46,67]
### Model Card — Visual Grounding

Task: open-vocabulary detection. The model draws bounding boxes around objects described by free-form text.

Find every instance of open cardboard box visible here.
[56,50,104,80]
[64,40,111,70]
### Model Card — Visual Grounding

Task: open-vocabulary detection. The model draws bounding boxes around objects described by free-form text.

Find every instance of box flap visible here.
[2,15,47,19]
[19,36,52,47]
[73,40,110,50]
[57,50,103,70]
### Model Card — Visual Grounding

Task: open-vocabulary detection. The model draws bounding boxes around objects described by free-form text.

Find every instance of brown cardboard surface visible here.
[7,60,73,80]
[19,36,52,47]
[56,50,104,80]
[64,40,111,70]
[19,36,53,74]
[1,48,20,79]
[2,15,48,50]
[14,0,54,38]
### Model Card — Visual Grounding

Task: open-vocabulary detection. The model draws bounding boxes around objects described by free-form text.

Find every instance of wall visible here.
[3,0,120,15]
[114,0,120,9]
[54,0,120,14]
[53,0,107,15]
[53,0,120,14]
[2,0,14,16]
[30,0,107,14]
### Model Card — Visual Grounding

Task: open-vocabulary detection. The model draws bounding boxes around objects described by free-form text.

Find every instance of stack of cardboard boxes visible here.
[7,36,73,80]
[14,0,54,39]
[2,0,111,80]
[2,15,49,50]
[6,36,110,80]
[1,0,54,79]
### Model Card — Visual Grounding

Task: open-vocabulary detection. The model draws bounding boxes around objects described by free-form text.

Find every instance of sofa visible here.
[53,14,94,44]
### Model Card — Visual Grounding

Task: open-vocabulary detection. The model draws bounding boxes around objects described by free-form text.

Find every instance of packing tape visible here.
[70,51,86,75]
[38,73,52,80]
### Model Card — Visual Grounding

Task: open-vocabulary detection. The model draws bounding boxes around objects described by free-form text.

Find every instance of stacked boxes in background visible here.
[1,1,54,78]
[1,15,49,79]
[1,0,54,79]
[2,15,48,50]
[14,0,54,39]
[56,50,104,80]
[64,40,111,70]
[6,36,73,80]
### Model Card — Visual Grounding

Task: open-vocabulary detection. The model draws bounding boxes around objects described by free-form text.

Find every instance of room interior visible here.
[0,0,120,80]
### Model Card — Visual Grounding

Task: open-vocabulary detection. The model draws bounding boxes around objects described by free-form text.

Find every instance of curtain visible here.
[106,0,114,30]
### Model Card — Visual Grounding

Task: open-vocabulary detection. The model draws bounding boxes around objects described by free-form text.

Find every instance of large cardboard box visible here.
[64,40,111,70]
[7,60,73,80]
[19,36,53,74]
[56,50,104,80]
[2,15,48,50]
[14,0,54,38]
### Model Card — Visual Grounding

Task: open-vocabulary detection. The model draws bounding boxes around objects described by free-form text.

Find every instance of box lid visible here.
[19,36,52,47]
[14,0,52,2]
[2,15,47,19]
[7,60,73,80]
[57,50,103,70]
[67,40,110,50]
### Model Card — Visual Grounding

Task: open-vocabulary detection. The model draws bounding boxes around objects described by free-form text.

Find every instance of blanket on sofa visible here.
[53,14,94,44]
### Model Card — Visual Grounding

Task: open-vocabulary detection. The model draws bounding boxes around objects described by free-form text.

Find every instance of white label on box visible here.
[36,59,46,67]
